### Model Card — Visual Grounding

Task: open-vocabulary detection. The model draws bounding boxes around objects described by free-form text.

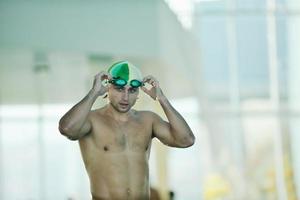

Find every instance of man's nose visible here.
[122,89,129,101]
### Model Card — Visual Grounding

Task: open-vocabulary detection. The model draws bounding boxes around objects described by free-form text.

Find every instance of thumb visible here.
[141,86,148,93]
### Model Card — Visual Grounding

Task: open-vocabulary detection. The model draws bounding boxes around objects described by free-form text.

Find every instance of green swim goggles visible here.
[109,78,144,88]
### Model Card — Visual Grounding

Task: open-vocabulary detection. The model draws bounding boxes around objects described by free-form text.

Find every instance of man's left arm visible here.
[142,75,195,148]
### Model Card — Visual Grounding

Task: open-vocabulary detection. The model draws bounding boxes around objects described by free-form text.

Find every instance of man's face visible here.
[108,84,139,113]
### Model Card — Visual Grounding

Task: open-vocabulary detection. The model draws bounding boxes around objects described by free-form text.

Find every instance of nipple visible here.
[104,146,109,151]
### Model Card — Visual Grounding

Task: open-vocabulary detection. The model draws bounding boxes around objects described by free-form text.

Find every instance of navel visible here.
[127,188,131,195]
[103,145,109,151]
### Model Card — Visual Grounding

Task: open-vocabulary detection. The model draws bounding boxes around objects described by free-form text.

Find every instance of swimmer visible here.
[59,61,195,200]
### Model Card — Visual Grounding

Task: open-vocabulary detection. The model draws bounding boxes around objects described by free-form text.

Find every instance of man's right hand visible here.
[92,71,111,96]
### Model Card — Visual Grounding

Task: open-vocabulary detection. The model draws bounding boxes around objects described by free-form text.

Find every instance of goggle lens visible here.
[114,79,126,86]
[130,80,142,88]
[109,78,143,88]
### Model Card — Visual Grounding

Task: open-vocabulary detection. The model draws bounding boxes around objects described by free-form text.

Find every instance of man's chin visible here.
[117,108,130,113]
[117,105,131,113]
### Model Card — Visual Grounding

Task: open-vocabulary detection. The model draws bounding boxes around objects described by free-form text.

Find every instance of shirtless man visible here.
[58,61,195,200]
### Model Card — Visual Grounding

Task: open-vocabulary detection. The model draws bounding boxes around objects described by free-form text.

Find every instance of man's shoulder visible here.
[88,107,106,119]
[135,110,153,115]
[134,110,158,120]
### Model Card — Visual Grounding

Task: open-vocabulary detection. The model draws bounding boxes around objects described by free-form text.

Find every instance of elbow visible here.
[58,121,69,135]
[171,130,196,148]
[181,134,195,148]
[58,123,79,141]
[58,124,67,135]
[189,135,196,147]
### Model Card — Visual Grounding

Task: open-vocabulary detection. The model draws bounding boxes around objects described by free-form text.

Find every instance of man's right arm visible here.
[58,89,98,140]
[58,72,110,140]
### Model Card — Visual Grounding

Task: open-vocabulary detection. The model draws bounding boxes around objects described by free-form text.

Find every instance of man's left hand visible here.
[141,75,164,100]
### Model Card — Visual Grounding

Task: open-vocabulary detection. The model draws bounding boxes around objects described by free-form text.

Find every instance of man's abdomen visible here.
[87,152,150,200]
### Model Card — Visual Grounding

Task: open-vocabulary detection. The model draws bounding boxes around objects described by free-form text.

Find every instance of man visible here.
[59,61,195,200]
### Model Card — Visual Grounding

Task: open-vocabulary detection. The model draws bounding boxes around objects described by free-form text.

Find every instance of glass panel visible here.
[236,15,270,100]
[196,15,231,102]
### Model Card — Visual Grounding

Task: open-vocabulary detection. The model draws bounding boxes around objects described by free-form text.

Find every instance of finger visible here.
[102,72,111,78]
[107,74,112,80]
[143,75,153,83]
[141,86,149,93]
[100,72,109,80]
[95,72,105,82]
[143,76,159,86]
[142,78,150,84]
[95,72,101,79]
[143,76,154,84]
[150,80,160,88]
[149,80,155,85]
[141,87,154,97]
[142,87,156,99]
[151,76,158,82]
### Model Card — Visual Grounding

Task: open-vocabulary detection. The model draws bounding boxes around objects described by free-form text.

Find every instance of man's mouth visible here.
[119,103,129,107]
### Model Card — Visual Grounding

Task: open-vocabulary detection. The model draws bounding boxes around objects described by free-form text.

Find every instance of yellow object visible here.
[203,174,231,200]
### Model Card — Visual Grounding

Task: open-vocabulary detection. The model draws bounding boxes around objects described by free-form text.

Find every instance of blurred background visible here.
[0,0,299,199]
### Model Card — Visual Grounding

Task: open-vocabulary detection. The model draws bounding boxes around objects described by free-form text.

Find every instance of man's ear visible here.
[103,89,110,99]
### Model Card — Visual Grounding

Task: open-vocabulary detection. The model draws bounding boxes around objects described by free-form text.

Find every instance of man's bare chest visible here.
[90,118,152,153]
